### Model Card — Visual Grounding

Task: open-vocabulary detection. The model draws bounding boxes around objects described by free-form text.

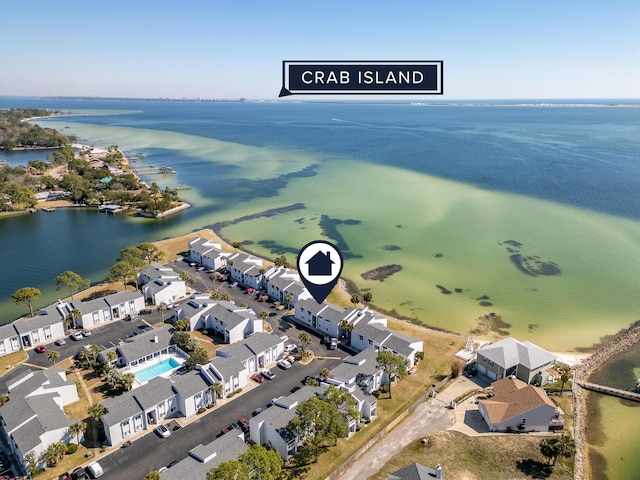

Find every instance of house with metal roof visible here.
[160,429,247,480]
[475,337,556,383]
[0,369,79,476]
[478,376,564,432]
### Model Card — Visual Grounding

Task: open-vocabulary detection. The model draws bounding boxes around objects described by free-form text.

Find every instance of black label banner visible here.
[280,61,443,97]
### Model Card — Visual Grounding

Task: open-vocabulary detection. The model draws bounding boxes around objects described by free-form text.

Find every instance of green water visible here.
[586,345,640,480]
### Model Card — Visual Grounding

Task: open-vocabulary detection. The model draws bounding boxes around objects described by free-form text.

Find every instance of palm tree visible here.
[338,320,354,341]
[232,241,243,252]
[284,293,294,309]
[210,381,224,404]
[558,365,572,395]
[88,403,106,423]
[259,311,269,321]
[298,332,312,354]
[119,373,136,392]
[319,368,331,381]
[221,293,231,301]
[0,393,8,406]
[42,442,67,466]
[106,350,118,365]
[68,308,82,329]
[69,421,87,445]
[104,367,122,389]
[210,290,222,300]
[186,336,200,352]
[362,291,373,304]
[350,294,361,307]
[47,350,60,365]
[157,303,167,322]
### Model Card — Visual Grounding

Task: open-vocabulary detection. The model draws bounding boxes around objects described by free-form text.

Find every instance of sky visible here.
[1,0,639,100]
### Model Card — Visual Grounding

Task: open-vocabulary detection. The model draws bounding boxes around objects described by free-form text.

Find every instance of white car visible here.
[262,369,275,380]
[55,338,67,346]
[284,344,296,352]
[71,331,84,341]
[82,329,92,337]
[278,359,292,370]
[155,424,171,438]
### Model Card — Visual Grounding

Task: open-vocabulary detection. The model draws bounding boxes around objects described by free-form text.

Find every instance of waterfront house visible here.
[227,253,264,289]
[0,369,79,477]
[294,299,355,339]
[0,323,21,358]
[265,267,312,306]
[138,263,186,307]
[478,376,564,432]
[188,237,233,270]
[475,337,557,384]
[13,304,66,350]
[159,430,247,480]
[66,290,145,329]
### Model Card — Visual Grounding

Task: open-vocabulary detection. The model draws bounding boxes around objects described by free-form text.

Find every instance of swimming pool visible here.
[134,357,181,383]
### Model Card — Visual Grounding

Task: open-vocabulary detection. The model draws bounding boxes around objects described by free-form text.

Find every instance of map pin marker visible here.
[297,240,344,304]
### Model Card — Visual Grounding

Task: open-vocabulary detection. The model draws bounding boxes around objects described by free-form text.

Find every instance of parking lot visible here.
[0,264,346,479]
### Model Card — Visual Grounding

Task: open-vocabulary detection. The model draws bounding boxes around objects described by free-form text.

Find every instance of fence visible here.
[325,374,452,480]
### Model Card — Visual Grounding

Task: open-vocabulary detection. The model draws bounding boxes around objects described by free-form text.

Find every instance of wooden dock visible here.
[577,381,640,402]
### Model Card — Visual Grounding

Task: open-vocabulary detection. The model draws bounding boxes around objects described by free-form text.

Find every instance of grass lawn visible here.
[0,349,27,377]
[153,228,235,260]
[37,445,91,480]
[370,430,574,480]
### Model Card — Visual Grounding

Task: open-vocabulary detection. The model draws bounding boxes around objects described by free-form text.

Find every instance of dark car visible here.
[251,407,264,417]
[72,467,89,480]
[59,474,72,480]
[229,422,241,431]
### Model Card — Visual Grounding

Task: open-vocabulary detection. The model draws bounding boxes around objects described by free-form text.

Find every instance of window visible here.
[93,312,100,323]
[32,331,40,343]
[121,419,131,438]
[359,335,364,341]
[10,338,19,351]
[0,343,5,355]
[44,327,52,339]
[133,414,143,432]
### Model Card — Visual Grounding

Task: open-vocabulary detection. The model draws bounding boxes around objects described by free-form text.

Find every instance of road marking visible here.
[22,362,47,370]
[141,318,154,328]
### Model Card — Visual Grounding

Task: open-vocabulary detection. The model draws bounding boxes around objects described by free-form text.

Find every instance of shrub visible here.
[197,407,207,414]
[227,392,235,398]
[206,403,214,409]
[201,330,208,336]
[234,388,242,394]
[85,451,93,458]
[100,444,108,452]
[66,443,78,455]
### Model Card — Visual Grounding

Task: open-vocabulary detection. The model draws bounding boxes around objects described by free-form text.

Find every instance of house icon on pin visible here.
[306,251,334,276]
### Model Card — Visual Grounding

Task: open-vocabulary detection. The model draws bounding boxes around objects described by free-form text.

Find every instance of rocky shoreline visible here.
[572,321,640,480]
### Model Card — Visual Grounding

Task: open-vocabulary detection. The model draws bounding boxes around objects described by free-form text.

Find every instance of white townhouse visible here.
[0,324,21,358]
[294,299,357,339]
[0,369,79,476]
[249,386,324,460]
[13,303,66,350]
[66,290,145,329]
[265,267,312,306]
[160,430,247,480]
[171,369,215,418]
[199,332,285,398]
[227,253,265,289]
[101,376,179,446]
[188,237,233,270]
[138,263,186,307]
[177,297,263,343]
[350,312,423,366]
[328,348,382,420]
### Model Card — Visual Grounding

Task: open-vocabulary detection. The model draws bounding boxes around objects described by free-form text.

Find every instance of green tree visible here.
[172,331,192,351]
[174,318,191,331]
[362,291,373,304]
[55,270,90,301]
[232,241,243,252]
[185,346,209,371]
[157,303,167,321]
[350,294,361,307]
[106,350,118,364]
[324,384,359,423]
[88,403,106,423]
[376,350,409,399]
[338,320,354,340]
[137,242,164,264]
[69,421,87,445]
[107,261,136,291]
[287,396,347,463]
[274,255,290,268]
[119,372,136,392]
[284,293,294,309]
[24,451,39,477]
[319,368,332,380]
[47,350,60,364]
[239,444,283,480]
[298,331,313,354]
[207,460,250,480]
[12,286,41,317]
[0,393,8,406]
[210,381,224,404]
[185,336,201,352]
[144,472,162,480]
[105,367,122,389]
[558,365,572,395]
[41,441,67,465]
[540,435,576,465]
[259,311,269,321]
[180,271,196,285]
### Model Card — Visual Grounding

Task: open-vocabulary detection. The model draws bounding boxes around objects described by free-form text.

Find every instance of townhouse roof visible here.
[257,386,322,429]
[269,275,296,290]
[209,356,244,380]
[13,307,63,334]
[133,377,175,410]
[209,304,253,330]
[105,290,144,305]
[331,348,381,383]
[160,431,247,480]
[379,329,421,358]
[477,337,556,370]
[102,394,144,427]
[285,281,307,296]
[171,370,211,398]
[115,325,173,363]
[479,377,556,424]
[243,332,283,355]
[189,237,222,256]
[296,298,328,316]
[141,263,178,278]
[0,323,18,340]
[320,303,351,323]
[353,320,391,343]
[388,463,441,480]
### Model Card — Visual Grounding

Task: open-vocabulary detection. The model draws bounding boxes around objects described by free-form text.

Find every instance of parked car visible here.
[251,407,264,417]
[284,344,297,352]
[230,281,238,287]
[262,369,275,380]
[59,473,72,480]
[86,461,103,478]
[35,345,46,353]
[329,337,338,350]
[82,329,92,337]
[229,422,241,431]
[71,331,84,341]
[278,359,292,369]
[71,467,89,480]
[55,338,67,346]
[251,373,265,383]
[154,424,171,438]
[290,386,301,393]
